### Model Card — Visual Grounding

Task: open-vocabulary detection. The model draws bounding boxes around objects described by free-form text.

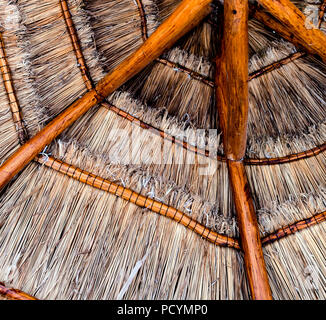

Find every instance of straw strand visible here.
[132,0,214,86]
[35,154,240,250]
[262,210,326,245]
[58,0,326,166]
[59,0,93,91]
[248,51,306,81]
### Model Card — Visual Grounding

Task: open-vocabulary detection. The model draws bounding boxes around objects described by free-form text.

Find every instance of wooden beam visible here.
[215,0,273,300]
[0,0,212,191]
[251,7,307,51]
[216,0,249,161]
[227,161,272,299]
[257,0,326,63]
[0,282,37,300]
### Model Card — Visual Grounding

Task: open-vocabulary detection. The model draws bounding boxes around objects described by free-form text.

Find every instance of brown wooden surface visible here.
[257,0,326,62]
[0,0,212,191]
[228,161,273,299]
[252,7,305,50]
[215,0,272,300]
[0,282,37,300]
[215,0,249,161]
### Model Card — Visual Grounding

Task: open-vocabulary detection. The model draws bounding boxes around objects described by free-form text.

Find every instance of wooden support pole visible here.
[251,8,307,51]
[257,0,326,63]
[215,0,273,300]
[216,0,249,161]
[0,0,212,191]
[227,161,272,299]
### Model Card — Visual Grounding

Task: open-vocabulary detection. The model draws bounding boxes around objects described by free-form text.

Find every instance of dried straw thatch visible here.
[0,0,325,300]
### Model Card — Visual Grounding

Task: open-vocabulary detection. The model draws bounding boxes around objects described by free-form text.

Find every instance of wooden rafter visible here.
[215,0,272,300]
[0,282,37,300]
[0,0,213,192]
[257,0,326,63]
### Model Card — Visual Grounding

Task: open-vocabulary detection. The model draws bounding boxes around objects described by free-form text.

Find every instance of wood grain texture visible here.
[215,0,272,300]
[257,0,326,62]
[215,0,249,161]
[228,161,273,299]
[318,0,326,29]
[0,282,37,300]
[0,0,212,191]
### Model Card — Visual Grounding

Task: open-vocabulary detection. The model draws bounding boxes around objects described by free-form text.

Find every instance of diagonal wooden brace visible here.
[256,0,326,63]
[0,0,212,191]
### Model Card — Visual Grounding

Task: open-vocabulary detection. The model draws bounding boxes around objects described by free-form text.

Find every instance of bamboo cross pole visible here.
[257,0,326,63]
[215,0,273,300]
[0,0,212,191]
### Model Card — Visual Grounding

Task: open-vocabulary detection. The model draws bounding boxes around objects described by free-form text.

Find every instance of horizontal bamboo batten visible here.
[257,0,326,63]
[4,22,324,167]
[262,210,326,245]
[248,51,306,81]
[0,32,28,145]
[0,0,213,192]
[34,154,326,251]
[35,155,240,250]
[0,283,37,300]
[156,58,214,87]
[35,155,326,250]
[80,102,326,166]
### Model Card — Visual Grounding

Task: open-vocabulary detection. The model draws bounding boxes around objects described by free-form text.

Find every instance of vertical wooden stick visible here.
[227,161,272,299]
[0,0,212,191]
[215,0,272,300]
[257,0,326,63]
[216,0,249,161]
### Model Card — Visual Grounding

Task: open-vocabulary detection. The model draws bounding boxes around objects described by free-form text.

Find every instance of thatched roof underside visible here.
[0,0,325,299]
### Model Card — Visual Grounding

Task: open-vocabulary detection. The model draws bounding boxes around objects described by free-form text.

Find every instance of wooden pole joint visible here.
[215,0,273,300]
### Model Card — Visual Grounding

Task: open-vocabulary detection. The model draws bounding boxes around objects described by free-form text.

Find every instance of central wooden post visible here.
[215,0,272,300]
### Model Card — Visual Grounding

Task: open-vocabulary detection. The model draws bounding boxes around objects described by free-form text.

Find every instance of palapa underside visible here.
[0,0,325,300]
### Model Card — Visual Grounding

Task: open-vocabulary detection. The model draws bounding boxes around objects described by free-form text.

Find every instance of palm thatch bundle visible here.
[0,0,325,300]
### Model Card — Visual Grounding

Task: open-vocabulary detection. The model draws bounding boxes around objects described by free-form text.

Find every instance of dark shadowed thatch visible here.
[0,0,325,299]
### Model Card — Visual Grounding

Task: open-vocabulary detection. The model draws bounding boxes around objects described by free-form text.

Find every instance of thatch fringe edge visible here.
[35,154,240,250]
